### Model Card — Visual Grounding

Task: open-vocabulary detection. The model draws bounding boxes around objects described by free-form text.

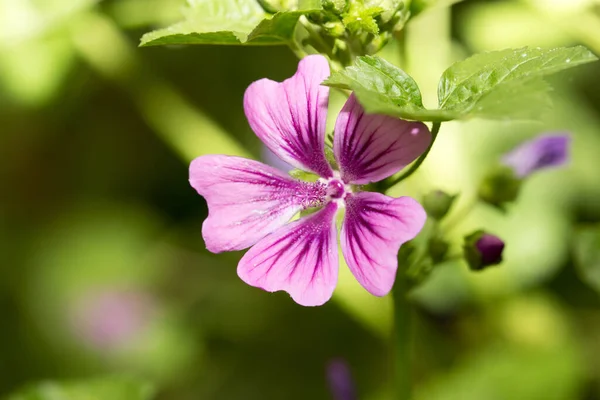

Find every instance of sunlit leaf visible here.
[469,77,554,120]
[140,0,318,47]
[4,376,154,400]
[324,46,597,122]
[438,46,597,110]
[324,55,456,121]
[573,226,600,294]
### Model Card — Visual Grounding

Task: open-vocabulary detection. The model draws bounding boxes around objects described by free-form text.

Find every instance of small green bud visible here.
[422,190,456,220]
[324,21,346,37]
[428,236,449,264]
[406,256,434,285]
[322,0,347,13]
[463,230,505,271]
[400,241,434,285]
[341,2,383,35]
[478,166,522,209]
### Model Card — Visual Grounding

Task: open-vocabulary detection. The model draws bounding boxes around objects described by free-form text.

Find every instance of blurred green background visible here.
[1,0,600,399]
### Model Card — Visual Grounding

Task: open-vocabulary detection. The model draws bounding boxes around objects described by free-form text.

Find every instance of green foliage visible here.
[4,376,154,400]
[341,1,383,35]
[140,0,319,46]
[438,46,597,115]
[324,55,454,121]
[573,226,600,294]
[324,46,598,122]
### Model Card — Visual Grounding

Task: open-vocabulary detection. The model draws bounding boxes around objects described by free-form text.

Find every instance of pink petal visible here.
[333,94,431,185]
[237,202,339,306]
[189,155,327,253]
[341,192,426,296]
[244,55,333,178]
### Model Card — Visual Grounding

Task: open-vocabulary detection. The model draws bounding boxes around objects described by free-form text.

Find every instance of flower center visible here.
[326,179,346,200]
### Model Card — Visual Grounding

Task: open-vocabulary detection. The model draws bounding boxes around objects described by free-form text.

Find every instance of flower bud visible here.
[422,190,456,220]
[322,0,347,14]
[324,21,346,37]
[463,230,505,271]
[478,166,522,209]
[428,236,449,264]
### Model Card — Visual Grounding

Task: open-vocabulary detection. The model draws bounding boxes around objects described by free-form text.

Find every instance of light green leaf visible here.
[140,0,312,47]
[573,226,600,294]
[324,46,596,122]
[4,376,154,400]
[438,46,597,110]
[324,55,456,121]
[468,77,554,120]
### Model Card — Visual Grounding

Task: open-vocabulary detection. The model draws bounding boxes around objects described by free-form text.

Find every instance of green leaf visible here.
[4,376,155,400]
[324,46,597,122]
[573,226,600,294]
[438,46,597,110]
[469,77,554,120]
[324,55,455,121]
[140,0,312,47]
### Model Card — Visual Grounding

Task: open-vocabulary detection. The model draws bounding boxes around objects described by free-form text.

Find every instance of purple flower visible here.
[327,359,357,400]
[189,55,431,306]
[502,133,570,178]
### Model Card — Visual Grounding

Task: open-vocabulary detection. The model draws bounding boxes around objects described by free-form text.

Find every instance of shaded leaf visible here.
[573,226,600,294]
[140,0,315,47]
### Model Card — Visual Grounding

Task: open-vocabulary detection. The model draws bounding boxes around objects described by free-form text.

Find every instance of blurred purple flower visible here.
[502,133,570,178]
[72,289,154,350]
[327,359,357,400]
[189,55,431,306]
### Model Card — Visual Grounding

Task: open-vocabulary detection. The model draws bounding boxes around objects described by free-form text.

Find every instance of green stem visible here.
[392,273,413,400]
[288,40,309,59]
[441,194,478,234]
[299,16,334,58]
[385,122,442,190]
[256,0,279,14]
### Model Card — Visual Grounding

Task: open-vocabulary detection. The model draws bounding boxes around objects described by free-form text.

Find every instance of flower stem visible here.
[385,122,442,190]
[392,273,413,400]
[441,194,478,234]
